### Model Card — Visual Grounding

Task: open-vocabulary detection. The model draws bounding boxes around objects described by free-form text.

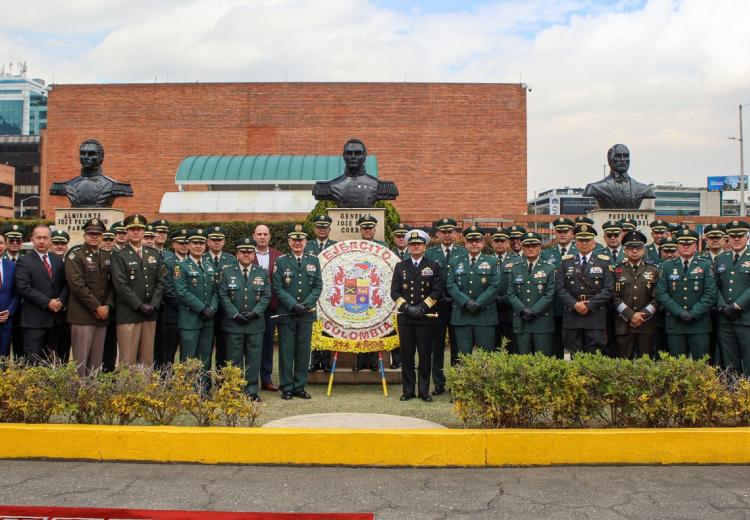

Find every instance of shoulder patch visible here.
[173,264,181,279]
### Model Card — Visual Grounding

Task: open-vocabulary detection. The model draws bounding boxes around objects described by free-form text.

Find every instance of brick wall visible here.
[41,82,527,224]
[0,164,14,218]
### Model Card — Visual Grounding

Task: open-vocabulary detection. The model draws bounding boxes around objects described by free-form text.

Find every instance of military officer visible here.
[357,214,387,246]
[391,223,410,260]
[612,230,660,358]
[541,217,577,358]
[110,221,128,250]
[646,220,669,264]
[447,225,500,354]
[701,224,725,263]
[174,228,218,388]
[151,219,170,256]
[602,220,625,265]
[507,232,556,355]
[304,215,337,255]
[152,219,173,369]
[156,228,189,369]
[272,224,323,400]
[655,228,717,359]
[51,229,70,256]
[492,226,523,353]
[2,223,25,262]
[218,238,271,401]
[49,228,72,361]
[714,220,750,375]
[620,218,638,232]
[100,226,117,370]
[142,225,156,248]
[507,224,526,255]
[111,214,164,366]
[424,217,466,395]
[556,224,614,354]
[64,218,113,376]
[391,229,443,402]
[204,225,237,369]
[654,236,679,353]
[101,229,115,251]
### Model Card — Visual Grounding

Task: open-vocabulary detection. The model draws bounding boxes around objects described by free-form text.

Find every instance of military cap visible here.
[491,226,509,240]
[2,223,24,239]
[622,230,647,248]
[725,220,750,235]
[407,229,429,244]
[207,225,226,239]
[51,229,70,243]
[658,236,678,252]
[312,215,333,227]
[521,232,542,246]
[463,225,484,240]
[392,223,410,236]
[704,223,726,238]
[356,214,377,228]
[553,217,574,231]
[574,216,594,225]
[188,228,207,242]
[124,214,147,229]
[235,237,257,252]
[152,219,170,232]
[82,218,106,233]
[102,231,115,240]
[675,228,699,243]
[143,225,156,238]
[171,228,189,243]
[649,219,669,232]
[435,218,457,231]
[287,223,308,239]
[508,225,526,238]
[619,218,638,231]
[574,223,597,239]
[602,220,623,234]
[110,221,127,233]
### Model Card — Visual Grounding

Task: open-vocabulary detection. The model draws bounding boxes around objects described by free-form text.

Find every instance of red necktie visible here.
[42,254,53,279]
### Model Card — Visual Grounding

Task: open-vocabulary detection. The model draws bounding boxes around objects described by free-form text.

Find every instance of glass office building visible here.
[0,71,47,136]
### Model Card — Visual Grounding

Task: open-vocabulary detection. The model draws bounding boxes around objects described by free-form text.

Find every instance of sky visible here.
[1,0,748,199]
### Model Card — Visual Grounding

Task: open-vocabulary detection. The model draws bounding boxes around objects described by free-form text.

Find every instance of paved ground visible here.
[1,461,750,519]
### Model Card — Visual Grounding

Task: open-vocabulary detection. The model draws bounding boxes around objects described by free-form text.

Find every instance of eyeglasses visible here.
[85,232,102,236]
[605,232,621,238]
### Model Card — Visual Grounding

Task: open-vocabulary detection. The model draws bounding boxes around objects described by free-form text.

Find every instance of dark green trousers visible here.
[455,325,495,356]
[719,321,750,375]
[278,321,313,393]
[516,333,554,356]
[179,323,215,389]
[668,333,711,360]
[226,331,263,395]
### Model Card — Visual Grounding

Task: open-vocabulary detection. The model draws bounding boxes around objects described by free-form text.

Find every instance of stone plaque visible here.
[55,207,124,246]
[327,207,386,242]
[587,208,656,242]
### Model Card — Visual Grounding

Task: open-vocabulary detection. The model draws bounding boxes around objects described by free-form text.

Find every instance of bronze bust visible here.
[50,139,133,207]
[583,144,655,209]
[312,139,398,208]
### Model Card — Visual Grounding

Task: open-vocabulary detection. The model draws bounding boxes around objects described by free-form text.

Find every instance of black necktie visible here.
[214,256,219,266]
[197,259,203,271]
[445,248,451,262]
[242,267,248,281]
[414,260,419,269]
[560,247,566,257]
[528,262,533,275]
[683,260,689,274]
[297,257,302,268]
[581,255,587,269]
[612,249,618,258]
[734,254,740,266]
[470,257,476,268]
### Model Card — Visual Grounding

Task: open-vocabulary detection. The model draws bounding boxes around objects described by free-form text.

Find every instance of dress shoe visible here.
[400,394,415,401]
[248,393,262,403]
[390,362,401,369]
[322,363,332,373]
[431,386,445,396]
[281,391,293,400]
[420,394,433,403]
[308,362,321,372]
[261,381,278,392]
[293,389,312,399]
[369,363,379,371]
[354,365,366,372]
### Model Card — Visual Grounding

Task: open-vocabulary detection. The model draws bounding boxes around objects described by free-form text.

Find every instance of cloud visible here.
[3,0,750,198]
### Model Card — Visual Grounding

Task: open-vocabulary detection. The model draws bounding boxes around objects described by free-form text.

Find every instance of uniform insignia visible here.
[504,262,515,268]
[173,265,181,278]
[717,264,726,273]
[68,252,75,261]
[12,225,18,231]
[272,264,277,273]
[306,264,316,272]
[161,265,167,277]
[480,277,486,284]
[295,224,302,232]
[478,261,491,270]
[421,267,433,276]
[643,272,654,281]
[147,256,157,263]
[455,263,465,275]
[533,270,546,279]
[691,267,703,275]
[514,275,523,283]
[742,261,750,268]
[561,255,574,260]
[253,276,264,286]
[597,254,610,261]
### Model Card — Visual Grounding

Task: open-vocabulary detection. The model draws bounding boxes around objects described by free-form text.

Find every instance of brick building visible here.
[41,82,527,224]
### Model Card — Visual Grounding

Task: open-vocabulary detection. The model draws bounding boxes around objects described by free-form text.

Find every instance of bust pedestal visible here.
[55,207,124,246]
[326,208,386,242]
[587,208,656,241]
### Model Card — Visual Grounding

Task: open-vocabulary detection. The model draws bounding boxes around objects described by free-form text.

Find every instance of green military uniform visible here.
[494,226,523,353]
[390,222,410,261]
[174,230,218,382]
[715,221,750,374]
[203,228,238,369]
[646,220,669,265]
[305,215,337,372]
[157,228,189,368]
[655,229,717,359]
[272,225,323,398]
[218,238,271,398]
[446,226,500,354]
[506,233,556,355]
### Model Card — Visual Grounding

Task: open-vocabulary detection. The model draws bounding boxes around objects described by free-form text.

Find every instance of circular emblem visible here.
[442,218,448,224]
[317,240,400,341]
[295,224,302,232]
[582,224,588,231]
[197,228,203,234]
[12,225,18,231]
[734,220,739,226]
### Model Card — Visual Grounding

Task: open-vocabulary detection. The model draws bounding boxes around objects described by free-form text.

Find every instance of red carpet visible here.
[0,505,373,519]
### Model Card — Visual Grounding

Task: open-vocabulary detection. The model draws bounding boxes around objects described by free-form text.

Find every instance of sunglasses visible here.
[102,238,114,242]
[466,238,483,243]
[7,238,21,243]
[605,232,621,238]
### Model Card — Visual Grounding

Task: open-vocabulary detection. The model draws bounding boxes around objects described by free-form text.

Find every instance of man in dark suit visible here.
[0,235,18,357]
[14,224,68,364]
[253,224,283,392]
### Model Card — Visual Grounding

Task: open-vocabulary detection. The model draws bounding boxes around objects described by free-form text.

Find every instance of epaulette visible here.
[597,254,611,261]
[66,244,83,261]
[561,254,575,260]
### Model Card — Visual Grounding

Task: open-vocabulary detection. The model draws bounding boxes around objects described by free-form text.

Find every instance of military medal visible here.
[481,277,487,284]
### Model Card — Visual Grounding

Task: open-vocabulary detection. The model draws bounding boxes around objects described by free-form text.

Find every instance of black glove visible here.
[722,305,741,321]
[405,305,424,319]
[232,313,250,325]
[241,311,260,321]
[398,302,409,312]
[464,299,481,314]
[199,307,215,321]
[137,303,155,317]
[520,308,536,321]
[677,311,695,323]
[292,303,307,316]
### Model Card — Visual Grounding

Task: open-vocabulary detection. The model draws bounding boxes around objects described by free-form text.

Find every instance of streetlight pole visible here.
[19,195,40,218]
[741,104,747,217]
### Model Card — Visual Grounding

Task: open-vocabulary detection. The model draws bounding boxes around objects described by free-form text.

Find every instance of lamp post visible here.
[729,104,749,217]
[19,195,40,218]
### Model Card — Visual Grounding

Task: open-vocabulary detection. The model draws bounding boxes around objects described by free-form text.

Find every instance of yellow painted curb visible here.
[1,424,750,466]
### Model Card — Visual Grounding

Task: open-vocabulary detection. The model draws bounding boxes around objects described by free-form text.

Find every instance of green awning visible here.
[176,155,378,184]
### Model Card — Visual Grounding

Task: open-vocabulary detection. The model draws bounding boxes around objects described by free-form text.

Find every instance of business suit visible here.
[254,247,282,386]
[0,259,18,357]
[15,250,68,364]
